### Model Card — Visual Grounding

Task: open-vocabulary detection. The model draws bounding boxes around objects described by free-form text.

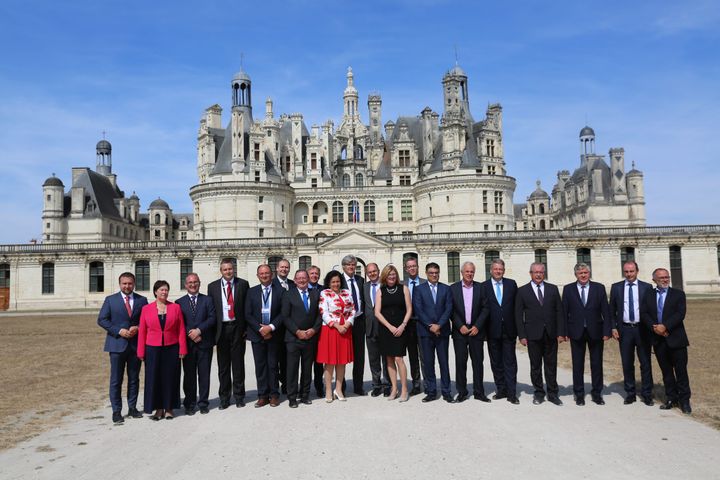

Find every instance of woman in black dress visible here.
[374,264,413,402]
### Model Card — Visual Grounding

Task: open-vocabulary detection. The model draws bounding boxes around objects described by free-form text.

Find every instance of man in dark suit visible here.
[308,265,325,397]
[562,263,611,406]
[207,258,249,409]
[641,268,692,414]
[281,269,322,408]
[481,258,520,404]
[246,264,285,408]
[340,254,366,395]
[272,258,294,396]
[176,273,216,415]
[609,260,654,406]
[515,262,566,405]
[450,261,490,403]
[413,262,455,403]
[403,256,425,395]
[97,272,148,424]
[364,262,391,397]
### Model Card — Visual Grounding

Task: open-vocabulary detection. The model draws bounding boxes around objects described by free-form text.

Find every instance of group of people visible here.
[97,254,692,424]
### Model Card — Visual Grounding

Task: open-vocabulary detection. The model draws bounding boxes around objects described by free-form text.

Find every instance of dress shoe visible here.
[288,399,299,408]
[591,396,605,405]
[443,394,456,403]
[387,389,399,401]
[383,388,391,397]
[532,395,545,405]
[333,390,347,402]
[623,395,636,405]
[421,394,437,403]
[255,398,269,408]
[199,407,210,414]
[681,403,692,414]
[219,400,230,410]
[236,398,246,408]
[493,392,508,400]
[575,397,585,406]
[127,408,143,419]
[659,401,677,410]
[301,398,312,405]
[185,407,196,416]
[112,412,124,425]
[642,397,654,407]
[399,392,409,403]
[507,396,520,405]
[455,393,469,403]
[410,386,422,396]
[371,387,382,397]
[269,396,280,407]
[474,393,491,402]
[165,412,174,420]
[149,414,161,421]
[548,396,563,406]
[354,388,367,396]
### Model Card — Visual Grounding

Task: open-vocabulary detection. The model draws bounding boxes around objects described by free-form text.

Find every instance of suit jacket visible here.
[137,302,188,358]
[450,281,489,339]
[405,276,426,319]
[340,273,365,317]
[97,291,148,353]
[176,293,216,349]
[207,276,250,343]
[281,286,322,344]
[245,283,285,343]
[480,277,518,339]
[273,277,295,291]
[562,281,611,340]
[363,281,382,336]
[515,282,565,341]
[609,279,652,331]
[640,287,689,349]
[413,282,452,337]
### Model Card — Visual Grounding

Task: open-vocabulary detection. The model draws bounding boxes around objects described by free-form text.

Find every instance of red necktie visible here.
[124,295,132,317]
[226,281,235,320]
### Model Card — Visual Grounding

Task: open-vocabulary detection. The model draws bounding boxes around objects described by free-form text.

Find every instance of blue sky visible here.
[1,0,718,244]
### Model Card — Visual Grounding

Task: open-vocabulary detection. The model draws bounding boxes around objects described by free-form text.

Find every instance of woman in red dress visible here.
[316,270,355,402]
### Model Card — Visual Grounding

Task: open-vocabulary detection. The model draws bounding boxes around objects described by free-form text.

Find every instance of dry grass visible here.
[0,299,718,450]
[555,298,720,428]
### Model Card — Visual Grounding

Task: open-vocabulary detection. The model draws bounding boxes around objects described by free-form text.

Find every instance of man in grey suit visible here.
[364,262,391,397]
[404,256,425,395]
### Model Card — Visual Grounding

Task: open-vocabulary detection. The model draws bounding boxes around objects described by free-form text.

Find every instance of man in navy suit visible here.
[404,256,425,395]
[515,262,566,406]
[609,260,654,406]
[272,259,294,395]
[562,263,611,406]
[641,268,692,414]
[308,265,325,397]
[413,262,454,403]
[97,272,148,424]
[246,264,285,408]
[450,261,490,402]
[481,259,520,404]
[340,254,367,396]
[207,258,250,409]
[176,273,216,415]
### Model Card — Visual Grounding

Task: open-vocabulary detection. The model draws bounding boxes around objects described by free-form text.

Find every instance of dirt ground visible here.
[0,298,718,451]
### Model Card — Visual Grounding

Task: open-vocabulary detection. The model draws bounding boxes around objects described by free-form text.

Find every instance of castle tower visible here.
[580,126,595,155]
[627,162,646,224]
[610,147,628,202]
[231,68,253,171]
[148,198,173,240]
[95,138,112,176]
[42,174,66,243]
[343,67,360,123]
[368,93,382,144]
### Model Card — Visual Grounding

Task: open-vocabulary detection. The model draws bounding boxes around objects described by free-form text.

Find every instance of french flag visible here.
[352,201,359,223]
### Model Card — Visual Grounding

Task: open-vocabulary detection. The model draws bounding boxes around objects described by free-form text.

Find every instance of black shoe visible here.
[681,403,692,414]
[200,407,210,414]
[456,393,469,403]
[219,400,230,410]
[410,386,422,396]
[659,401,676,410]
[421,394,437,403]
[288,399,299,408]
[112,412,124,425]
[507,396,520,405]
[575,397,585,406]
[473,393,491,403]
[548,396,563,406]
[591,396,605,405]
[371,387,382,397]
[301,398,312,405]
[354,388,367,396]
[493,392,508,400]
[442,394,456,403]
[127,408,143,419]
[623,395,636,405]
[533,395,545,405]
[184,407,196,416]
[642,397,654,407]
[236,398,246,408]
[383,388,391,397]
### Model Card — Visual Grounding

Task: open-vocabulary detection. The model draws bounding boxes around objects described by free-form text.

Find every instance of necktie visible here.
[302,290,309,312]
[410,280,417,299]
[281,280,289,291]
[537,284,544,306]
[657,288,665,323]
[371,283,377,307]
[349,277,359,312]
[431,284,437,303]
[124,295,132,317]
[190,295,197,315]
[495,282,502,304]
[581,285,587,306]
[226,281,235,320]
[628,282,635,322]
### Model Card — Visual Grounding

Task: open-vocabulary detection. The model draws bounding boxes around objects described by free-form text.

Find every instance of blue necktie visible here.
[581,285,587,307]
[410,280,417,299]
[431,284,437,303]
[628,282,635,322]
[302,290,309,312]
[495,282,502,304]
[349,277,359,312]
[371,283,377,307]
[657,288,665,324]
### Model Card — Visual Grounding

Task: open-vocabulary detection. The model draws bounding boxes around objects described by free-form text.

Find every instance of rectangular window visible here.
[535,249,548,279]
[180,231,187,240]
[447,252,460,283]
[386,179,392,186]
[669,246,683,290]
[259,228,265,238]
[484,251,500,280]
[42,262,54,294]
[311,178,318,188]
[299,256,312,271]
[483,190,488,213]
[487,165,496,175]
[255,171,261,183]
[180,259,193,287]
[259,210,264,221]
[311,153,317,170]
[620,247,635,276]
[401,200,413,221]
[398,149,410,167]
[89,262,104,293]
[254,143,260,161]
[400,175,411,186]
[0,263,9,288]
[494,191,503,214]
[387,201,394,221]
[576,248,592,271]
[259,195,264,203]
[135,260,150,291]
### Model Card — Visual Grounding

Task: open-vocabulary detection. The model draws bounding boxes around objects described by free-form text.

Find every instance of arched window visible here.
[576,248,592,270]
[669,245,683,290]
[332,201,344,223]
[154,214,161,224]
[299,255,312,271]
[354,145,364,159]
[89,261,104,292]
[341,146,347,160]
[447,252,460,283]
[42,262,54,294]
[535,249,548,279]
[539,203,545,214]
[355,173,364,187]
[363,200,375,222]
[484,250,500,280]
[135,260,150,291]
[342,174,351,188]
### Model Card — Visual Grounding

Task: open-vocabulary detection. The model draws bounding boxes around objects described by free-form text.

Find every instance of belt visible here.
[622,322,639,328]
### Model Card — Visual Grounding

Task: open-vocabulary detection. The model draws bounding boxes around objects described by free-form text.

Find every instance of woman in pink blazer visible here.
[138,280,187,420]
